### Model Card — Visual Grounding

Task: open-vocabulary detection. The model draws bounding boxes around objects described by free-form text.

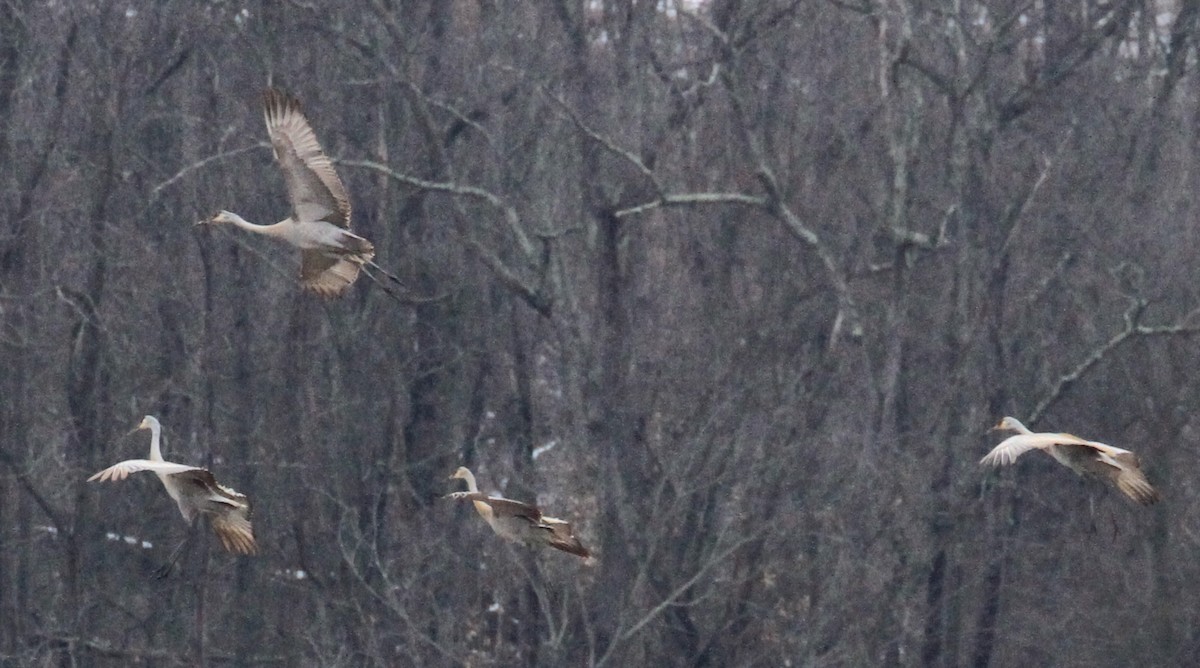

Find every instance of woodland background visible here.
[3,0,1200,666]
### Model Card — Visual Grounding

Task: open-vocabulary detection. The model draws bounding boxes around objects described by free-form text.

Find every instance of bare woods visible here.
[2,1,1200,666]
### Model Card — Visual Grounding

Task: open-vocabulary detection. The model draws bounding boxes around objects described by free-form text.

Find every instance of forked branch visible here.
[1030,298,1200,423]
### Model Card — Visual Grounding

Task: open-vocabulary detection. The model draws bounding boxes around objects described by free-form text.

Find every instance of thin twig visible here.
[615,192,767,218]
[149,144,267,202]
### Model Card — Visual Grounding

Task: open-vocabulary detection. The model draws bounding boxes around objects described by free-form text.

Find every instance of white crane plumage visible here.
[981,416,1160,506]
[88,416,257,573]
[446,467,590,559]
[201,88,376,298]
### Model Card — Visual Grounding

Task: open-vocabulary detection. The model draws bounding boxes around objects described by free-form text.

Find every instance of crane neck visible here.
[147,420,163,462]
[1009,417,1034,435]
[217,210,290,236]
[459,470,494,523]
[461,469,479,493]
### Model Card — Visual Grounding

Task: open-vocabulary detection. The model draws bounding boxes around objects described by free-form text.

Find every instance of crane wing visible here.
[1113,461,1161,505]
[1055,444,1161,505]
[168,469,249,507]
[980,432,1094,466]
[1050,443,1161,505]
[300,250,362,298]
[263,88,351,228]
[446,491,590,557]
[479,497,544,522]
[445,491,543,522]
[210,509,258,555]
[1077,439,1137,460]
[88,460,202,482]
[541,516,591,558]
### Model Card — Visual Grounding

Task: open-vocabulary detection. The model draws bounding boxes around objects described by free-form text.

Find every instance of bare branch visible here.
[998,129,1074,261]
[718,65,860,347]
[1030,299,1200,423]
[825,0,873,14]
[679,6,731,47]
[0,446,67,535]
[28,633,286,664]
[615,192,767,218]
[540,82,770,224]
[541,86,665,196]
[452,231,552,317]
[149,143,265,202]
[338,158,538,260]
[540,66,855,346]
[597,532,761,667]
[339,159,551,315]
[1018,252,1074,306]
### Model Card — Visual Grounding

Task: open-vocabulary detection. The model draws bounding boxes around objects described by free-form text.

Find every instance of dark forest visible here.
[3,1,1200,666]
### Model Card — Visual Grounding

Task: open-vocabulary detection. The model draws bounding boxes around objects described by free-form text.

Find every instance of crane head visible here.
[201,210,236,226]
[133,415,159,432]
[990,416,1021,432]
[449,466,471,481]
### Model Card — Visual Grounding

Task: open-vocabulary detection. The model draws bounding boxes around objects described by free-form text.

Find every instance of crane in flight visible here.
[981,416,1160,506]
[201,88,404,298]
[88,416,257,576]
[446,466,590,559]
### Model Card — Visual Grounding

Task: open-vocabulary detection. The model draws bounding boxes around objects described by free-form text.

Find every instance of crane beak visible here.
[987,422,1005,432]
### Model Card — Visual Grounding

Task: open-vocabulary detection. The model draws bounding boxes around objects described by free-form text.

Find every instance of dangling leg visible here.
[364,259,409,290]
[357,264,406,303]
[155,520,198,579]
[358,262,447,305]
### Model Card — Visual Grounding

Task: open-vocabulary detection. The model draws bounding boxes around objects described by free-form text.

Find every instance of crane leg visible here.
[363,260,409,290]
[359,261,448,305]
[155,521,198,579]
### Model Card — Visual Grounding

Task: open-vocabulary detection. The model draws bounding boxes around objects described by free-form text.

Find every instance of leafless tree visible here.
[5,1,1200,665]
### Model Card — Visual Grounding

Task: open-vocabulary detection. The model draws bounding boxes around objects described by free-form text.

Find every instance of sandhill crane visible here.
[980,416,1160,505]
[88,416,257,575]
[446,467,590,558]
[201,88,395,298]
